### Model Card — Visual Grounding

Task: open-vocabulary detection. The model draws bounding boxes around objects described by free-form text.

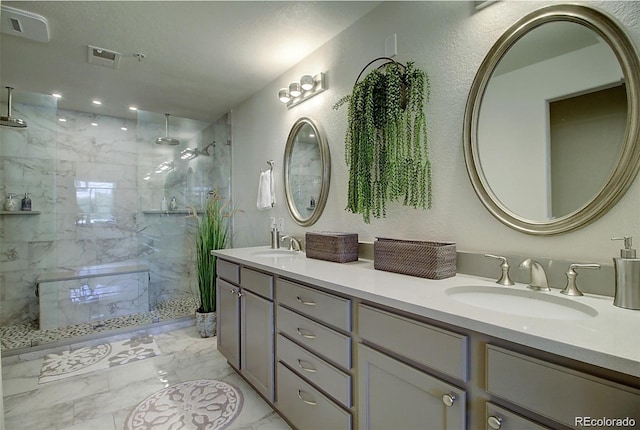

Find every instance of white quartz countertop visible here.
[214,246,640,379]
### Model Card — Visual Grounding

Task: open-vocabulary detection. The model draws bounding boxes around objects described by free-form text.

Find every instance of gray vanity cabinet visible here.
[358,344,466,430]
[216,260,275,402]
[357,304,468,430]
[216,277,240,368]
[216,255,640,430]
[486,345,640,428]
[239,267,274,402]
[275,278,353,429]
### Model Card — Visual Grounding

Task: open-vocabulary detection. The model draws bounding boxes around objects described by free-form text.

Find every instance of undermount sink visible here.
[250,249,300,257]
[446,285,598,320]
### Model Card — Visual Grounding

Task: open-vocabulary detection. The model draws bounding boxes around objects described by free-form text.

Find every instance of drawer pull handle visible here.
[296,328,316,339]
[297,359,317,373]
[296,296,316,306]
[442,393,456,407]
[297,389,317,406]
[487,415,503,429]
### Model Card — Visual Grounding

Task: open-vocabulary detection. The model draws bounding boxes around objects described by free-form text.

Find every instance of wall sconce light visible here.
[278,72,327,109]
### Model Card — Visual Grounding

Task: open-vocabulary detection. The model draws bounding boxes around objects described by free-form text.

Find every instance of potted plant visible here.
[188,189,235,337]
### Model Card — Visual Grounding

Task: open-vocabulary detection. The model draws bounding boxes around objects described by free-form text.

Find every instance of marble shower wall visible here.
[0,97,231,326]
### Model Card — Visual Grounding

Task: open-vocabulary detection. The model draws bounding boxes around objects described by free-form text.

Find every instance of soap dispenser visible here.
[21,193,31,211]
[611,236,640,310]
[4,193,17,212]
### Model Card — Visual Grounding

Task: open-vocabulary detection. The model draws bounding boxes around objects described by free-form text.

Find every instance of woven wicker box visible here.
[306,232,359,263]
[374,237,456,279]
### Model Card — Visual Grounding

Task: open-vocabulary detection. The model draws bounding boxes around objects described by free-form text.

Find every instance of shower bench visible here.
[36,263,150,331]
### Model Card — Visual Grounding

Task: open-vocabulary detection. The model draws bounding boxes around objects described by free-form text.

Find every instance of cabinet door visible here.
[358,344,466,430]
[217,278,240,369]
[241,289,274,401]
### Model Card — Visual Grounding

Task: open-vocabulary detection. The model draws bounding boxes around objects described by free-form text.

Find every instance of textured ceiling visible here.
[0,1,380,123]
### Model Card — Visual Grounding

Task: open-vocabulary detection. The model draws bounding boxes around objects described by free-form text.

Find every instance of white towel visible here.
[257,170,275,210]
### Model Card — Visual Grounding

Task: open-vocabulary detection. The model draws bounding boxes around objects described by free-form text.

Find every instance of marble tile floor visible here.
[2,325,292,430]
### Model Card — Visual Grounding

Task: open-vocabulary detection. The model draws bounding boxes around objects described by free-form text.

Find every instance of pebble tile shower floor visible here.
[0,297,197,350]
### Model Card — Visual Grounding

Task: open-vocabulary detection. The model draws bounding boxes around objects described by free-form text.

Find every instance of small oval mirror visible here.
[284,117,331,226]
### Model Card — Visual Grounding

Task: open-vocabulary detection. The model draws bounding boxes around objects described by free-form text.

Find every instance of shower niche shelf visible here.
[0,211,40,215]
[143,210,191,215]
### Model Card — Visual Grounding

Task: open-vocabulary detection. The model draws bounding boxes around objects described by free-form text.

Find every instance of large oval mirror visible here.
[464,5,640,235]
[284,117,331,226]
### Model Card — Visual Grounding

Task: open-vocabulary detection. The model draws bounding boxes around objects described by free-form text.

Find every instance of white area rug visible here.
[39,334,160,384]
[124,379,244,430]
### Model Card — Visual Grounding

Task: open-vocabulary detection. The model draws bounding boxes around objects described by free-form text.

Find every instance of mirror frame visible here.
[463,4,640,235]
[284,117,331,226]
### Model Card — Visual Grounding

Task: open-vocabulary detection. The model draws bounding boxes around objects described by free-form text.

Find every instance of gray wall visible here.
[231,1,640,272]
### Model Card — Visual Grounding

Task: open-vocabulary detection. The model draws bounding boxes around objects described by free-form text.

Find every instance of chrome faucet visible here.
[280,235,302,252]
[518,258,550,291]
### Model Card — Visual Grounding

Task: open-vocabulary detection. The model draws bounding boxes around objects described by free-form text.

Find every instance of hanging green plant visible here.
[334,58,432,223]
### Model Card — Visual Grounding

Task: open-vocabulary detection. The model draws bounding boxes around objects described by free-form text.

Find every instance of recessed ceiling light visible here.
[121,126,128,131]
[91,122,98,127]
[51,92,62,98]
[128,106,138,111]
[58,118,67,122]
[92,100,102,105]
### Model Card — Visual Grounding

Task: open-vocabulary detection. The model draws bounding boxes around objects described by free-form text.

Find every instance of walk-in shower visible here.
[0,93,232,353]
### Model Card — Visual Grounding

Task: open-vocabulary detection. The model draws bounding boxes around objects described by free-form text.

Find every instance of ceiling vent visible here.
[0,5,50,43]
[87,45,121,69]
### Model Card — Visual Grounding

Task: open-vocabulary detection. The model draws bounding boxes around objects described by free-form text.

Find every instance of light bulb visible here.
[300,75,314,91]
[289,82,302,98]
[278,88,291,103]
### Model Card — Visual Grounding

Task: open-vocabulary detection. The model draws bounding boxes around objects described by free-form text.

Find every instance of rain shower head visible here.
[0,87,27,128]
[155,113,179,145]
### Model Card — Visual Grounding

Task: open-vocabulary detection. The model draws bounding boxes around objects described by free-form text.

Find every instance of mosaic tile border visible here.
[0,297,197,350]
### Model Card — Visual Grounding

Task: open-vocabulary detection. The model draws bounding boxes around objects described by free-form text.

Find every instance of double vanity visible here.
[211,6,640,427]
[214,246,640,430]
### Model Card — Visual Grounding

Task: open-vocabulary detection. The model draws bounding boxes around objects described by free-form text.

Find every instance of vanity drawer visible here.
[277,305,351,370]
[276,362,352,430]
[277,333,351,407]
[277,278,351,331]
[486,403,550,430]
[486,345,640,427]
[358,304,468,381]
[217,259,240,284]
[240,267,273,299]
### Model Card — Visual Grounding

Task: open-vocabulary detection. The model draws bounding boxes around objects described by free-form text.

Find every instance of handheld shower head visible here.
[0,87,27,128]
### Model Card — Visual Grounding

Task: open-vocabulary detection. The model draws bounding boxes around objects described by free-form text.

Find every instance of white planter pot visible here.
[195,311,217,338]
